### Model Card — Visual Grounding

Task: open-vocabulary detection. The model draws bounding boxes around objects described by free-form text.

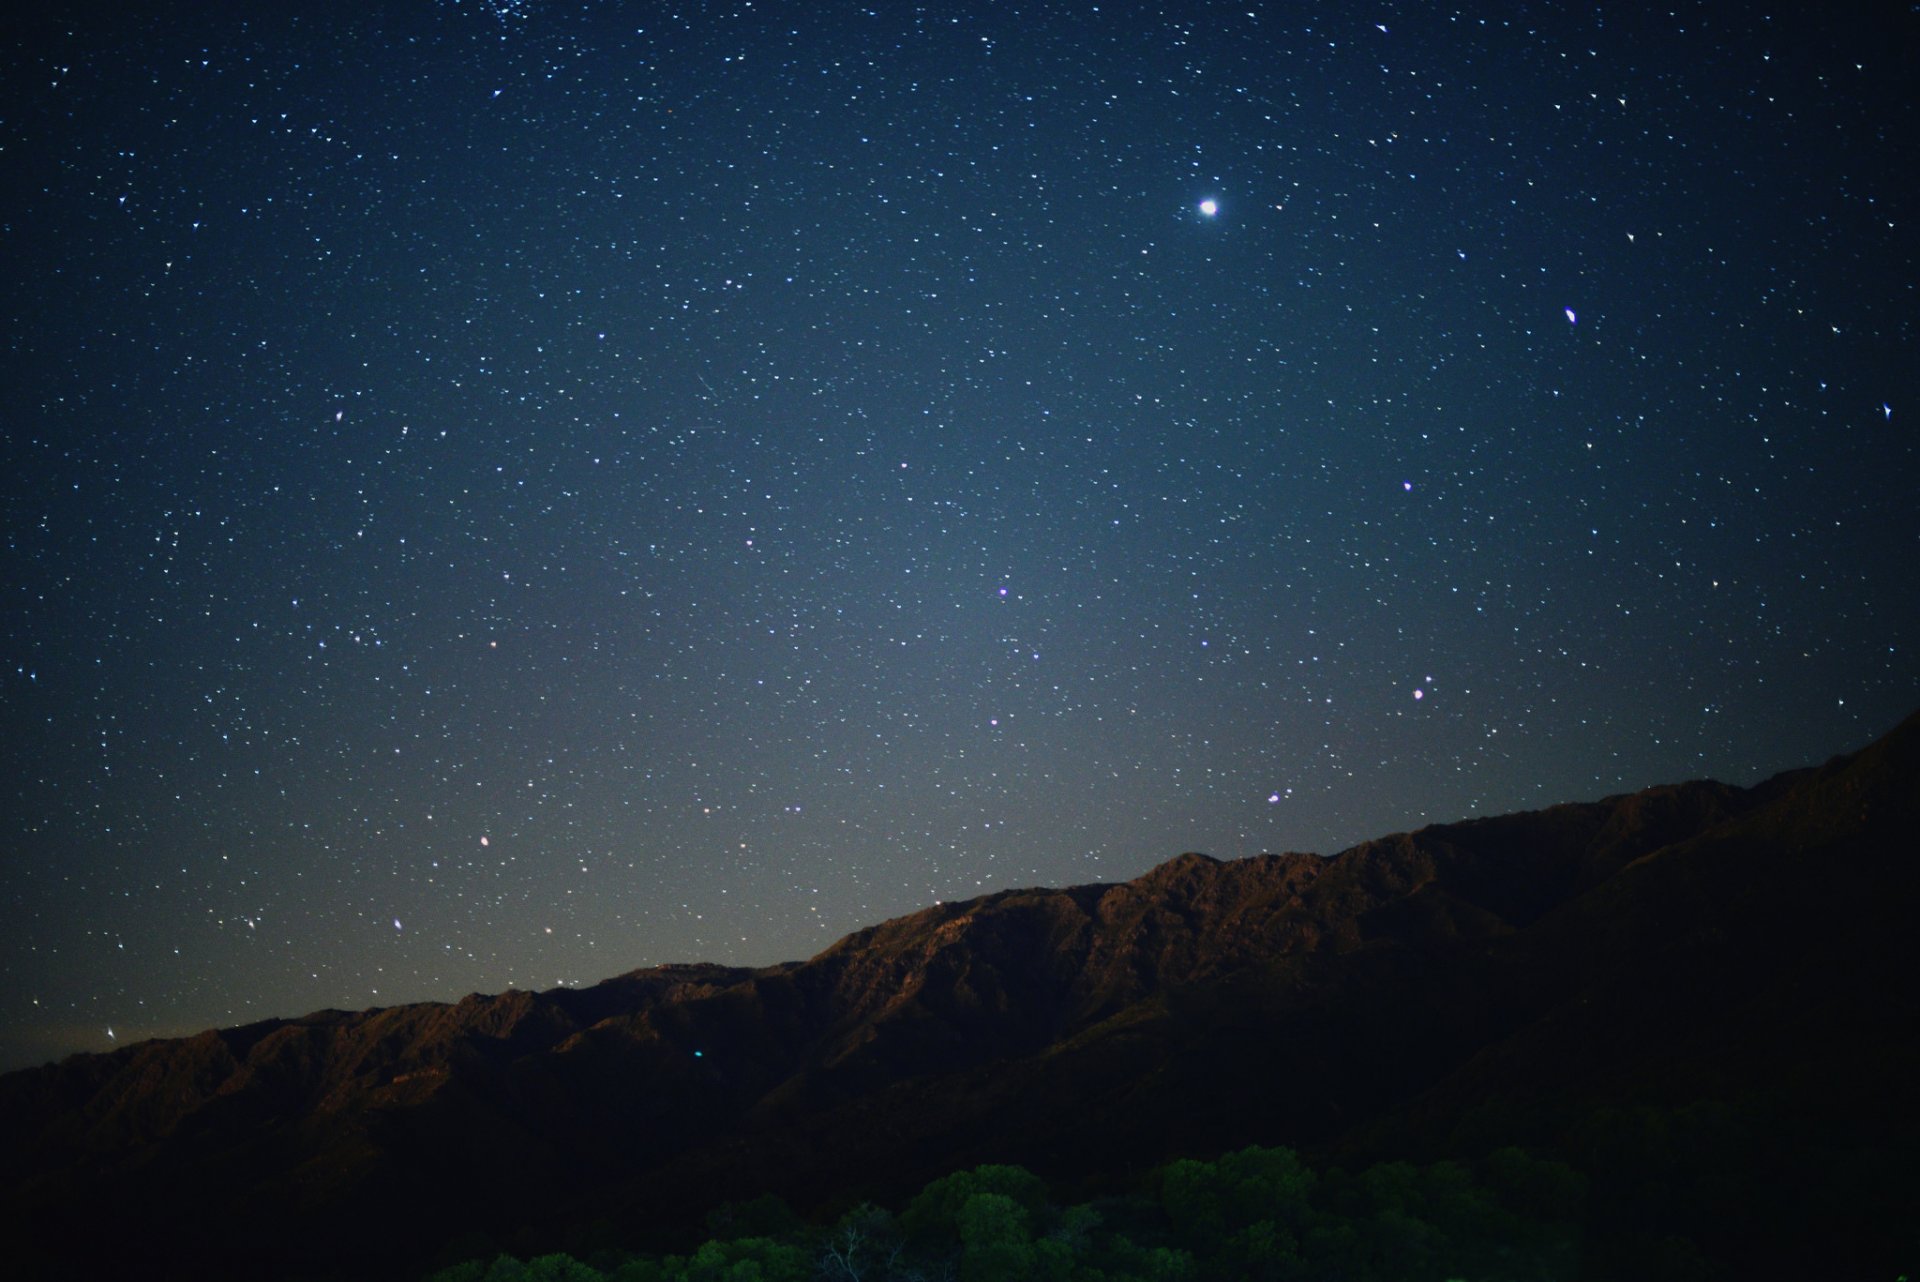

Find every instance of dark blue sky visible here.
[4,0,1915,1070]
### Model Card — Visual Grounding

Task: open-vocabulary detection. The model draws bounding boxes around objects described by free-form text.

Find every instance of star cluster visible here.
[3,1,1915,1069]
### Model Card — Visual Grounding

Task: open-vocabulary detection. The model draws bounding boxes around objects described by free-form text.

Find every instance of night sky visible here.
[4,1,1915,1071]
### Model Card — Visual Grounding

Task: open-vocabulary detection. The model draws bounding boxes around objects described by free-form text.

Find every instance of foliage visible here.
[900,1163,1052,1249]
[427,1143,1586,1282]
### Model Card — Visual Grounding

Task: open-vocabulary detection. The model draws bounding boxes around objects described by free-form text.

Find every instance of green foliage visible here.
[956,1191,1036,1281]
[475,1257,527,1282]
[422,1143,1592,1282]
[425,1262,489,1282]
[900,1162,1051,1248]
[525,1254,609,1282]
[1158,1143,1316,1277]
[1089,1233,1196,1282]
[604,1260,672,1282]
[816,1203,903,1281]
[681,1235,810,1282]
[433,1254,607,1282]
[705,1194,806,1242]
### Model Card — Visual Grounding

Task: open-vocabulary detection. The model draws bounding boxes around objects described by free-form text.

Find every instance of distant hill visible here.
[5,711,1917,1280]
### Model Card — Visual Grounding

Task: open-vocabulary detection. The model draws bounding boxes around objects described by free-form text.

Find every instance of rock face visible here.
[4,712,1918,1280]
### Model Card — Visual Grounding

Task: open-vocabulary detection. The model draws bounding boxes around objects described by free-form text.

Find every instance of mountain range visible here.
[4,710,1918,1280]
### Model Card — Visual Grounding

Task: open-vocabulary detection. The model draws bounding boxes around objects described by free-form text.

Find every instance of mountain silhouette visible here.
[4,710,1917,1280]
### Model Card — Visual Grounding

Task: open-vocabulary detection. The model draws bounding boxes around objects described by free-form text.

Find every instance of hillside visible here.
[4,712,1917,1280]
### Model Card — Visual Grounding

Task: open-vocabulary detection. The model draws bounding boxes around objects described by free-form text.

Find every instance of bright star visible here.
[1198,198,1218,217]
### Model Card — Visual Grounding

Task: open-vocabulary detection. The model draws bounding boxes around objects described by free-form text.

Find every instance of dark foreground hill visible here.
[4,712,1918,1280]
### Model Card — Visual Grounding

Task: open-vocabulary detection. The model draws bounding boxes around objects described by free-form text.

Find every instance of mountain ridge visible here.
[4,710,1916,1280]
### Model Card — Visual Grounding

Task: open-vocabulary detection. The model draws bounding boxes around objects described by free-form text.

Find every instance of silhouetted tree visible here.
[681,1236,809,1282]
[901,1164,1050,1251]
[817,1203,906,1281]
[956,1192,1036,1282]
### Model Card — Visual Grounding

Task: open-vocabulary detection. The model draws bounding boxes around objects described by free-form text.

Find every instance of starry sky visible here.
[3,0,1916,1071]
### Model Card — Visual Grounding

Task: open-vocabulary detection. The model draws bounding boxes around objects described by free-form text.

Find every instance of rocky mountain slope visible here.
[4,711,1916,1280]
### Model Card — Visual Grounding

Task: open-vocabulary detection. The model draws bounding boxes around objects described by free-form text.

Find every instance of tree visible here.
[426,1262,489,1282]
[681,1237,809,1282]
[901,1164,1049,1250]
[956,1192,1035,1282]
[817,1203,904,1282]
[1158,1145,1315,1273]
[523,1255,607,1282]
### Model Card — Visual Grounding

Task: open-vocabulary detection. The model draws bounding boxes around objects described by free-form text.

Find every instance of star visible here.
[1,0,1910,1078]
